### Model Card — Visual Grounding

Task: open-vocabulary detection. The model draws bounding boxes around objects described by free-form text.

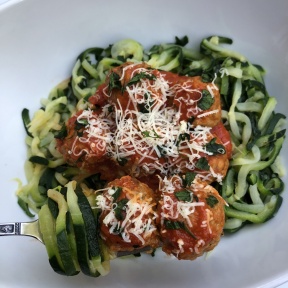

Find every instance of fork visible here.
[0,220,153,257]
[0,220,43,243]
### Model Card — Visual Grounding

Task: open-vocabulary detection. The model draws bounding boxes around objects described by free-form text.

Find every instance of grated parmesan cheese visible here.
[69,63,226,182]
[96,187,158,245]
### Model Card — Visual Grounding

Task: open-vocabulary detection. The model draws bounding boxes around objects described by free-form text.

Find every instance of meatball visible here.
[171,75,222,127]
[55,60,230,259]
[168,125,230,184]
[112,126,168,177]
[105,62,170,113]
[96,175,160,253]
[88,82,110,107]
[101,63,225,179]
[56,109,122,180]
[211,121,233,159]
[157,175,225,260]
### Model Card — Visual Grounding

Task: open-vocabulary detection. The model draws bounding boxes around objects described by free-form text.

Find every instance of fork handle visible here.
[0,222,21,236]
[0,221,42,243]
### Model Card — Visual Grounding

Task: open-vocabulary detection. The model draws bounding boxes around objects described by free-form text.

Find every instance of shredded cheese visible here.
[69,109,114,157]
[194,239,206,254]
[96,187,158,245]
[159,175,205,227]
[205,208,214,234]
[68,63,226,183]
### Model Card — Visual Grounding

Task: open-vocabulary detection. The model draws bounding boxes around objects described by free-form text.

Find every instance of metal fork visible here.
[0,220,153,257]
[0,220,43,243]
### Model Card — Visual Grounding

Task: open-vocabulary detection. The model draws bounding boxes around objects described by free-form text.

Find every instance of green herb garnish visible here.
[138,92,155,113]
[111,186,122,202]
[205,138,226,155]
[206,195,219,208]
[108,71,122,92]
[156,145,168,158]
[175,189,192,202]
[198,89,214,110]
[195,157,210,171]
[142,129,162,139]
[126,72,156,87]
[114,198,129,221]
[187,116,195,124]
[176,133,190,146]
[164,220,197,239]
[182,172,197,187]
[75,119,88,130]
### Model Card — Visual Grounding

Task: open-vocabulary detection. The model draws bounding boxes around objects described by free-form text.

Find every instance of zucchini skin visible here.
[39,182,110,277]
[224,195,283,224]
[66,181,91,276]
[76,185,110,276]
[38,204,66,275]
[71,184,102,276]
[48,189,80,276]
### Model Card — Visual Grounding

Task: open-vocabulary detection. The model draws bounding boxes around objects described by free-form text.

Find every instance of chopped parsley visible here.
[198,89,214,110]
[205,138,226,155]
[156,145,168,158]
[126,72,156,87]
[175,189,192,202]
[138,92,155,113]
[111,186,122,202]
[142,129,162,139]
[164,220,197,239]
[195,157,210,171]
[114,198,129,221]
[187,116,195,125]
[176,132,190,146]
[107,105,114,113]
[182,172,197,187]
[108,71,122,92]
[75,119,88,131]
[206,195,219,208]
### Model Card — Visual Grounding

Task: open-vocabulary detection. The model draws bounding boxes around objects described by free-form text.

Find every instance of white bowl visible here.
[0,0,287,287]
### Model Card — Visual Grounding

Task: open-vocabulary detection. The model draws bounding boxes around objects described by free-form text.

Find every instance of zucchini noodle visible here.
[17,35,286,234]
